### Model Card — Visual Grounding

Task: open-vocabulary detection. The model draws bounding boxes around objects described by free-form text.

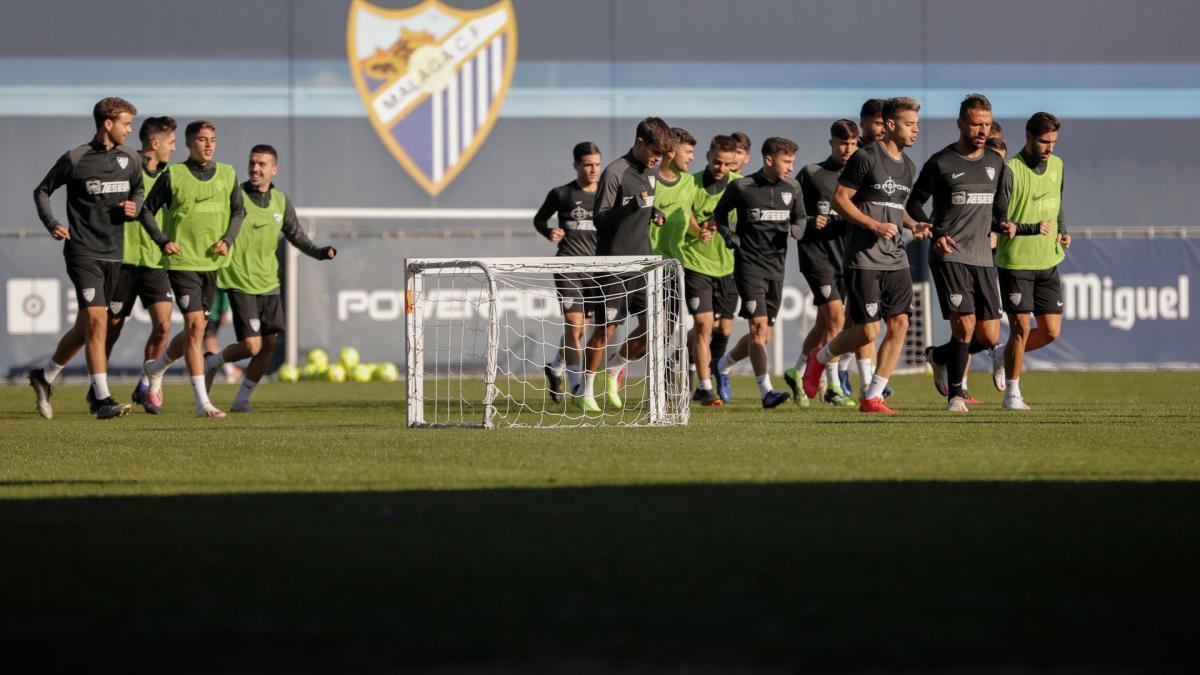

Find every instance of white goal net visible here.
[404,256,689,428]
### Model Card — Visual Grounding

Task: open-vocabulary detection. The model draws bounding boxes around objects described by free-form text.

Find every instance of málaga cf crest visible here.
[347,0,517,196]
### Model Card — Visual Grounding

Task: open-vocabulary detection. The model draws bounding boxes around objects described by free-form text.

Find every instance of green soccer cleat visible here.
[825,387,856,407]
[598,372,623,410]
[574,394,602,413]
[783,368,803,403]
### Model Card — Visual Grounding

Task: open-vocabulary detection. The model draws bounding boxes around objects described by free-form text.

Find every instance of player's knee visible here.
[888,314,909,335]
[861,322,881,341]
[1043,324,1061,342]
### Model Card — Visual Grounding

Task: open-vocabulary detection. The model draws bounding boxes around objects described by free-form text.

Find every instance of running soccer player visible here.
[784,119,859,408]
[29,97,176,420]
[713,137,808,409]
[534,141,601,402]
[650,127,697,262]
[992,112,1071,410]
[141,120,246,418]
[576,117,670,413]
[802,97,933,414]
[907,93,1006,413]
[685,135,741,406]
[202,145,336,412]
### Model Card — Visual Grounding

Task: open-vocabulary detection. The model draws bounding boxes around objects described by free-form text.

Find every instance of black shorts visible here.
[684,269,738,319]
[110,264,173,318]
[846,267,914,324]
[168,270,218,315]
[65,255,120,309]
[735,271,782,324]
[798,248,844,307]
[999,266,1064,315]
[554,272,595,317]
[930,260,1002,321]
[590,272,648,324]
[228,290,285,341]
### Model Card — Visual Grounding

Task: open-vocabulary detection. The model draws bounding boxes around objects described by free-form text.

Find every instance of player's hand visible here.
[1059,233,1072,250]
[162,241,181,256]
[699,228,713,244]
[549,228,565,243]
[815,214,829,230]
[650,208,665,226]
[934,235,957,255]
[911,221,934,240]
[988,232,998,249]
[638,190,651,206]
[120,200,138,218]
[50,224,70,240]
[211,240,229,256]
[724,233,739,250]
[873,221,899,240]
[1039,220,1053,235]
[999,221,1018,239]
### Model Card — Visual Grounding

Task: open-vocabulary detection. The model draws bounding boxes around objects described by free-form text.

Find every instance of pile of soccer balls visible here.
[276,347,400,383]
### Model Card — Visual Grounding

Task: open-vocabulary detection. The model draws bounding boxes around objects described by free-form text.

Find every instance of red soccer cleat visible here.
[801,350,824,400]
[963,393,980,405]
[859,396,898,414]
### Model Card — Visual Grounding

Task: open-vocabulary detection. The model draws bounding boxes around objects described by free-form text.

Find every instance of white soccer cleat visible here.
[1002,396,1030,411]
[195,403,227,418]
[947,396,970,413]
[990,346,1006,391]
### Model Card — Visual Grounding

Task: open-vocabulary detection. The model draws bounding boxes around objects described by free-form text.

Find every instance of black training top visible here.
[533,180,598,257]
[796,158,850,272]
[907,144,1008,267]
[839,142,916,271]
[714,169,807,280]
[594,150,660,256]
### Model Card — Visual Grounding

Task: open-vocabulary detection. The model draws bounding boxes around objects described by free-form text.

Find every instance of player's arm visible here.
[142,170,173,216]
[217,180,246,251]
[33,152,70,239]
[834,152,896,240]
[532,187,561,243]
[120,163,144,219]
[1056,175,1070,249]
[798,170,824,231]
[991,163,1018,238]
[281,197,336,260]
[788,183,807,240]
[903,159,936,242]
[712,181,741,249]
[137,206,176,254]
[592,168,638,230]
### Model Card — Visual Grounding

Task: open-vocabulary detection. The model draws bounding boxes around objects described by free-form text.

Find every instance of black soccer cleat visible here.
[544,364,564,403]
[693,387,723,407]
[93,397,132,420]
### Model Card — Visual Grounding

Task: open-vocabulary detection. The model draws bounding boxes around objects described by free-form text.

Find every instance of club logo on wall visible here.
[347,0,518,196]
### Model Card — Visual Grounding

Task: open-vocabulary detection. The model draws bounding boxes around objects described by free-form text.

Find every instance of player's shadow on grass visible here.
[2,481,1198,673]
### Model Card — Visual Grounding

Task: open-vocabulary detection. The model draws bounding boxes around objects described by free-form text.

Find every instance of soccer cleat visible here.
[574,394,602,413]
[761,389,791,409]
[797,392,811,408]
[925,346,948,397]
[86,385,101,415]
[544,364,564,403]
[838,370,854,399]
[195,403,227,418]
[1002,396,1031,411]
[93,397,131,420]
[143,359,165,401]
[203,352,220,393]
[783,368,803,403]
[715,371,732,404]
[962,391,980,406]
[824,388,855,407]
[694,387,723,407]
[131,382,163,415]
[947,396,970,413]
[882,384,894,399]
[599,372,623,410]
[28,368,54,419]
[859,396,898,414]
[230,401,256,413]
[990,346,1006,391]
[801,351,824,399]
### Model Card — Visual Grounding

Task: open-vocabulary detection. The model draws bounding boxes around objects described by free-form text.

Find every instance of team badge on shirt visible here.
[348,0,517,196]
[985,167,996,181]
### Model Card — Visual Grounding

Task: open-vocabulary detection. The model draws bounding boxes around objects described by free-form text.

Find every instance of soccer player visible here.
[907,94,1006,413]
[141,120,246,418]
[202,145,336,412]
[784,119,860,408]
[29,97,176,420]
[576,117,670,413]
[713,137,808,409]
[534,141,601,402]
[992,112,1071,410]
[859,99,886,147]
[685,135,741,406]
[802,97,933,414]
[650,127,697,262]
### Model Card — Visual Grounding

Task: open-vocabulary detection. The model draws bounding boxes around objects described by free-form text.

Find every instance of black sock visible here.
[947,339,970,398]
[931,340,953,365]
[710,333,730,364]
[968,335,988,354]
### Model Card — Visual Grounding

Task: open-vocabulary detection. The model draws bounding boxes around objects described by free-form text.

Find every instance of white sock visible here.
[549,351,565,375]
[147,351,177,377]
[607,353,629,381]
[839,355,854,372]
[816,344,833,364]
[794,350,809,371]
[962,373,970,391]
[756,373,773,397]
[234,378,257,405]
[583,371,597,397]
[43,359,65,383]
[222,362,238,377]
[566,363,582,393]
[191,375,211,407]
[717,352,738,375]
[204,352,225,371]
[1006,378,1021,399]
[824,362,839,391]
[866,374,889,400]
[700,377,713,391]
[90,373,111,400]
[858,358,874,390]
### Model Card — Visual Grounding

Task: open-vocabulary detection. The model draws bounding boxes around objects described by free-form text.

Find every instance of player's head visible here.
[882,96,920,149]
[666,127,696,174]
[828,118,860,164]
[632,116,671,169]
[138,116,177,164]
[247,144,279,190]
[986,120,1007,158]
[730,132,752,170]
[705,134,740,182]
[760,136,798,181]
[93,97,137,146]
[185,120,217,163]
[572,141,602,187]
[957,93,993,151]
[1024,112,1060,163]
[858,99,885,143]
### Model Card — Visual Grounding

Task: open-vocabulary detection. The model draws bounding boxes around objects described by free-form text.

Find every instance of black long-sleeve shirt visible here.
[714,170,807,280]
[241,181,325,260]
[533,180,597,257]
[594,150,661,256]
[142,157,246,246]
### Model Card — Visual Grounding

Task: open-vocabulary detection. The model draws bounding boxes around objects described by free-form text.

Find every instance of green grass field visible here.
[2,372,1199,673]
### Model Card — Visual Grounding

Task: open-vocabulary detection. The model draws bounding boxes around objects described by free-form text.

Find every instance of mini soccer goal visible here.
[404,256,690,428]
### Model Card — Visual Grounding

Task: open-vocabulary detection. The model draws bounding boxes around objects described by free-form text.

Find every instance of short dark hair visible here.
[635,117,671,151]
[831,119,860,141]
[859,98,885,119]
[138,116,177,146]
[985,137,1007,153]
[730,132,751,152]
[250,144,278,161]
[185,120,216,141]
[708,134,739,154]
[671,127,697,148]
[1026,112,1061,136]
[761,136,799,157]
[989,120,1004,139]
[93,97,137,128]
[883,96,921,120]
[959,93,992,121]
[572,141,601,163]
